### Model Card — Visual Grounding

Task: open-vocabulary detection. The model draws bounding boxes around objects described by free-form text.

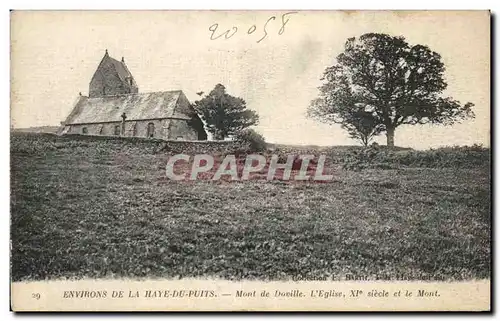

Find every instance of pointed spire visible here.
[121,57,125,63]
[105,49,108,56]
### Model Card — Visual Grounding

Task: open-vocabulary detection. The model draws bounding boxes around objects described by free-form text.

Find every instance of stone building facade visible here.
[60,50,207,140]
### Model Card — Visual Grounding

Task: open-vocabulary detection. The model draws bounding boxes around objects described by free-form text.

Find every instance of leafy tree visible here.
[308,33,475,147]
[193,84,259,140]
[311,98,384,146]
[343,108,384,146]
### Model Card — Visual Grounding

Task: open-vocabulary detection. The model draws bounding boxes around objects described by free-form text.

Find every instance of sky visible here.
[10,10,490,149]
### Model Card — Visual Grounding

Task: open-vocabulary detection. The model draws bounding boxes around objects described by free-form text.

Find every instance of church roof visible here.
[106,56,134,84]
[64,91,192,125]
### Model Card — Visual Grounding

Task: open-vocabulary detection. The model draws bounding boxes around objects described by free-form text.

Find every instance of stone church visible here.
[60,50,207,140]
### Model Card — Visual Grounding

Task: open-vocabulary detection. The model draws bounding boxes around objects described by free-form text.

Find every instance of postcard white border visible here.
[4,1,498,319]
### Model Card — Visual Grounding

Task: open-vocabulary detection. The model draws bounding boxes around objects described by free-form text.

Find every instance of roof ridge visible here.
[84,90,183,100]
[144,90,183,94]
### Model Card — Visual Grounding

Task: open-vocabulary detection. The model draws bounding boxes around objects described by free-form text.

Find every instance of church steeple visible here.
[88,50,138,98]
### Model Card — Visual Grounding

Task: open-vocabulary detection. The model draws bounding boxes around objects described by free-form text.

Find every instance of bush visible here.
[342,145,385,171]
[233,129,267,153]
[341,144,490,171]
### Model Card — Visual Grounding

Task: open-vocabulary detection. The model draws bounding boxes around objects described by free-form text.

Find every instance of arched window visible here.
[147,122,155,138]
[132,123,137,137]
[114,125,120,136]
[82,127,88,134]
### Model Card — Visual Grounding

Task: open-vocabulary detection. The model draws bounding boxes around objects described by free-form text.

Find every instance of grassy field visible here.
[11,133,490,281]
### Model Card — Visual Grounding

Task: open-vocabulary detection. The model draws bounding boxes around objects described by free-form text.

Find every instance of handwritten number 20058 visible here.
[209,12,298,43]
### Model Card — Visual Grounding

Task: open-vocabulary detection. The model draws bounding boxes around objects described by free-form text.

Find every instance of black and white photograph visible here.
[9,10,491,311]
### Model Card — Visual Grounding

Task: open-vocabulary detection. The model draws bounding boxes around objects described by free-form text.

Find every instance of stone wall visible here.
[131,119,168,138]
[65,118,205,141]
[54,131,240,155]
[167,119,199,140]
[65,119,169,139]
[169,93,207,140]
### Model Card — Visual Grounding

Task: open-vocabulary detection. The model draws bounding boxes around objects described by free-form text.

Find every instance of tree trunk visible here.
[386,126,395,148]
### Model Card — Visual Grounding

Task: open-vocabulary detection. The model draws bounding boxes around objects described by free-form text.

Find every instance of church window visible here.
[114,125,120,136]
[132,123,137,137]
[147,122,155,138]
[82,127,88,134]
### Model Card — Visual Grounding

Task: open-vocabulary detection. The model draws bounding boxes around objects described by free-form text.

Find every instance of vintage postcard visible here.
[10,10,491,311]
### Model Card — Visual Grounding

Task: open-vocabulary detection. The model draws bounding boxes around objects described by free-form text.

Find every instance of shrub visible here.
[342,145,388,171]
[233,129,267,153]
[341,144,490,171]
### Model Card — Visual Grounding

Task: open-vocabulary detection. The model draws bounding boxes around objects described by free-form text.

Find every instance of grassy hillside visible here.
[11,126,60,134]
[11,133,490,281]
